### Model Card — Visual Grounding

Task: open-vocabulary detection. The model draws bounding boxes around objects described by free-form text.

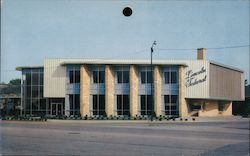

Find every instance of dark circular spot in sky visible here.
[123,7,132,17]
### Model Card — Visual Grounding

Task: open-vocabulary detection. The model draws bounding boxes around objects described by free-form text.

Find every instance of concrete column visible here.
[80,65,91,117]
[154,65,162,116]
[105,65,115,116]
[130,65,139,117]
[222,101,232,116]
[65,95,70,116]
[179,65,188,117]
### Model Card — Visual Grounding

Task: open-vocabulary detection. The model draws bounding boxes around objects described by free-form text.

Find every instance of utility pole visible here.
[150,41,156,121]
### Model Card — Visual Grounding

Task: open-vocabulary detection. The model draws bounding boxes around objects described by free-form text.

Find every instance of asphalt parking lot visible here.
[0,118,249,156]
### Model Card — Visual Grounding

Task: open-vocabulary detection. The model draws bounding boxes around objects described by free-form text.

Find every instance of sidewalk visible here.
[47,116,249,124]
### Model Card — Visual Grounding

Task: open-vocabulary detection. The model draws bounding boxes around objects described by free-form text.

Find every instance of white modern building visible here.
[16,48,245,117]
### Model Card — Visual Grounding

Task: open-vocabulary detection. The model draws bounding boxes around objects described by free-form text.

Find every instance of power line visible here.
[156,45,250,51]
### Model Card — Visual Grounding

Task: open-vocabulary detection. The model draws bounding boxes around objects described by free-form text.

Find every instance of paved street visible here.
[0,119,249,156]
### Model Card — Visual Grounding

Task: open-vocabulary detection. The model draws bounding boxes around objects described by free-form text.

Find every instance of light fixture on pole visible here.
[150,41,156,121]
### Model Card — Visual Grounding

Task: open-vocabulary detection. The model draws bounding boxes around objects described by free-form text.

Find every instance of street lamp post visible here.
[151,41,156,121]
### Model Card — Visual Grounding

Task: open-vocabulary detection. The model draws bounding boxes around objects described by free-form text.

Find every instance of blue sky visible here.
[1,0,249,83]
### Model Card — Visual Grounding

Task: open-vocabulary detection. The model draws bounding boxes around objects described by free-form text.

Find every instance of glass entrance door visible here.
[51,103,63,116]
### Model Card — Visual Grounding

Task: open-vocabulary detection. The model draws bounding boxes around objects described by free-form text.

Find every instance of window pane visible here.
[40,86,43,98]
[171,72,177,84]
[25,99,31,110]
[40,73,44,85]
[171,95,178,103]
[75,94,80,109]
[123,71,129,83]
[32,99,39,110]
[99,95,105,110]
[93,95,98,110]
[32,86,39,98]
[69,95,74,111]
[164,95,170,104]
[40,99,46,110]
[32,73,39,85]
[141,72,146,84]
[25,86,31,98]
[171,106,177,111]
[147,95,152,110]
[75,71,80,83]
[99,71,105,83]
[165,72,170,84]
[165,105,170,111]
[147,71,152,83]
[26,73,31,85]
[123,95,129,110]
[141,95,146,110]
[117,95,122,110]
[69,71,74,83]
[117,71,122,83]
[93,71,98,83]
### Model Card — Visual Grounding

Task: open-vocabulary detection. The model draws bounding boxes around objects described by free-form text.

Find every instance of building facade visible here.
[16,49,245,117]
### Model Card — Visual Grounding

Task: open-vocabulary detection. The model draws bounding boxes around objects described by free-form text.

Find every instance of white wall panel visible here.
[184,60,210,99]
[44,59,66,97]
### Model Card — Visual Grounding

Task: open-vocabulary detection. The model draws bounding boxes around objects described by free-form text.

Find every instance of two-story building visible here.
[16,48,245,117]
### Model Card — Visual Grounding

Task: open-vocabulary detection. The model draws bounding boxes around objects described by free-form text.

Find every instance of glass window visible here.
[99,71,105,83]
[25,99,31,110]
[164,95,178,116]
[116,95,129,116]
[26,73,31,85]
[117,71,129,83]
[92,95,105,116]
[26,86,31,98]
[117,71,123,83]
[141,71,152,84]
[32,86,39,98]
[171,95,178,103]
[32,73,39,86]
[93,71,98,83]
[164,72,170,84]
[40,73,44,85]
[75,71,80,83]
[69,94,80,116]
[117,95,122,110]
[93,71,105,83]
[123,71,129,83]
[140,95,152,115]
[141,72,146,84]
[40,86,43,98]
[147,71,152,83]
[40,99,46,110]
[32,99,39,110]
[171,72,177,84]
[93,95,98,111]
[69,71,74,83]
[164,95,170,104]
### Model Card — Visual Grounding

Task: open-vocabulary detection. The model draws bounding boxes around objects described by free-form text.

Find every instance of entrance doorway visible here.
[51,103,63,116]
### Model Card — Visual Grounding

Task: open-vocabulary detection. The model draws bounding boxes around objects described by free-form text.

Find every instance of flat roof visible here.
[59,59,188,66]
[16,66,43,71]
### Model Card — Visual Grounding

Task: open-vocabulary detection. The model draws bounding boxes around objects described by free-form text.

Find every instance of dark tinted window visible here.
[26,73,31,85]
[171,72,177,84]
[164,72,170,84]
[141,72,146,84]
[69,71,74,83]
[147,71,152,83]
[75,71,80,83]
[117,71,123,83]
[32,73,39,85]
[99,71,105,83]
[93,71,98,83]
